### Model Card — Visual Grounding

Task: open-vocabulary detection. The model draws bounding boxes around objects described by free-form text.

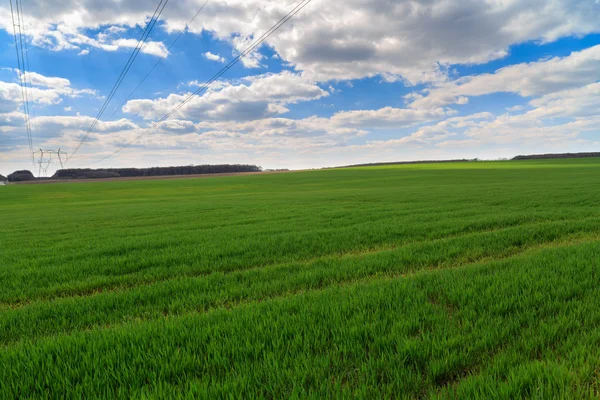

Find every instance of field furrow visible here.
[2,158,600,398]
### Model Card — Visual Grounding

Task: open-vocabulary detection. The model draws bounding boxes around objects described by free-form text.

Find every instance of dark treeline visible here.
[333,159,470,168]
[52,164,262,179]
[0,175,7,182]
[512,152,600,160]
[7,170,35,182]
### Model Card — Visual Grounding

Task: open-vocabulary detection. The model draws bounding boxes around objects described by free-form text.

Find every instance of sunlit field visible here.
[2,158,600,398]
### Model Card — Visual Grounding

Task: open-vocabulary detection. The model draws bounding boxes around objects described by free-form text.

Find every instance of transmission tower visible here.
[34,148,66,177]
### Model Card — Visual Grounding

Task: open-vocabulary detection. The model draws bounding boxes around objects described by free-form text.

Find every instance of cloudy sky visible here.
[1,0,599,176]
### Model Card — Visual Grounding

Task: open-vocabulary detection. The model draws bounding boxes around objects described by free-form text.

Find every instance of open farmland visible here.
[2,158,600,398]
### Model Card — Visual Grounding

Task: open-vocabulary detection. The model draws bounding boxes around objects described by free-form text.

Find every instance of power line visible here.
[68,0,168,161]
[18,0,40,150]
[14,1,33,148]
[67,0,170,163]
[89,0,313,166]
[9,0,35,165]
[16,0,37,154]
[105,0,210,123]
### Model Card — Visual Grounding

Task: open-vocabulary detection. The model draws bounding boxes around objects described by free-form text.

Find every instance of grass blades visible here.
[2,158,600,398]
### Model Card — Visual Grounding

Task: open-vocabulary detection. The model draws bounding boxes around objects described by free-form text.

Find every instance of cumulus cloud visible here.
[0,71,75,110]
[50,102,459,165]
[20,71,71,89]
[350,113,495,149]
[402,84,600,149]
[410,44,600,108]
[0,110,142,166]
[112,38,168,57]
[471,85,600,141]
[197,116,365,140]
[0,71,98,151]
[156,119,197,134]
[1,0,600,83]
[338,76,600,154]
[221,0,600,83]
[329,107,454,129]
[0,111,26,128]
[204,51,225,63]
[123,72,451,130]
[123,71,329,121]
[190,105,458,145]
[34,115,138,133]
[0,12,169,57]
[528,82,600,119]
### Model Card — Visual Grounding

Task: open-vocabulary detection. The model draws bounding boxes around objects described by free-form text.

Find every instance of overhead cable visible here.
[88,0,313,165]
[67,0,170,162]
[104,0,210,123]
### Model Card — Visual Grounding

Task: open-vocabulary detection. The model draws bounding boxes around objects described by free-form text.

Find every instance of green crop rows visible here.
[2,158,600,398]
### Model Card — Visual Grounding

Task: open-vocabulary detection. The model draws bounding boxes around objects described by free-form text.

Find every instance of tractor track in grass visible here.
[2,232,599,348]
[2,214,599,307]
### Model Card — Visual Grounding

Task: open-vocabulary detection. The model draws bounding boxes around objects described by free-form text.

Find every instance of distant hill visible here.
[0,174,7,182]
[334,159,470,168]
[512,152,600,160]
[52,164,262,180]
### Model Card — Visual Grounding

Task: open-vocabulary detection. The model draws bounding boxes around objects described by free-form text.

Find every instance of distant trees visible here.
[52,164,262,179]
[7,170,35,182]
[0,175,7,182]
[513,152,600,160]
[335,159,469,168]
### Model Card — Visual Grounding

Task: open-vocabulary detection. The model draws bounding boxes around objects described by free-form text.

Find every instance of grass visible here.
[1,157,600,398]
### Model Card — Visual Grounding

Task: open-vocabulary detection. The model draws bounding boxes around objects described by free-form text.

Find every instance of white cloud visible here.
[202,0,600,83]
[410,44,600,108]
[403,84,600,149]
[0,14,168,57]
[1,0,600,83]
[0,71,97,150]
[112,38,168,57]
[28,102,460,167]
[329,107,455,129]
[64,106,73,111]
[230,35,263,68]
[33,115,138,133]
[506,105,525,112]
[0,111,26,128]
[0,111,141,164]
[528,82,600,119]
[123,71,329,121]
[335,77,600,154]
[193,106,450,141]
[124,73,450,131]
[350,113,495,149]
[0,79,95,107]
[204,51,225,63]
[22,71,71,89]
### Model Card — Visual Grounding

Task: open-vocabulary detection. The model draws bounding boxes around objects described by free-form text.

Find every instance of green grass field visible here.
[2,158,600,398]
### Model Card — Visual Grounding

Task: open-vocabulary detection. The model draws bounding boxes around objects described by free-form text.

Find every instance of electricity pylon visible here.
[34,148,66,177]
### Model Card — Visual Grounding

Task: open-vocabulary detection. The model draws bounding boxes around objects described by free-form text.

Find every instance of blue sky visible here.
[1,0,600,176]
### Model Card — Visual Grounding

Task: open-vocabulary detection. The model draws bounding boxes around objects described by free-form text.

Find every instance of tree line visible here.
[4,165,262,182]
[51,165,263,179]
[512,152,600,160]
